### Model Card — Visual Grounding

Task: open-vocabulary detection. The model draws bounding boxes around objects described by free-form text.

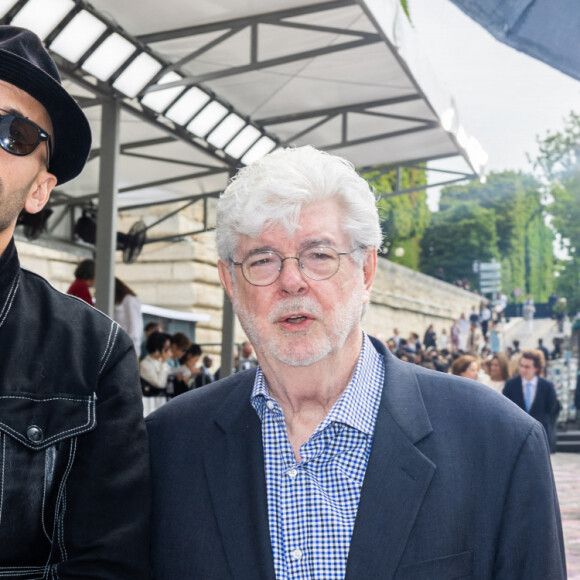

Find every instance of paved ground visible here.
[552,452,580,578]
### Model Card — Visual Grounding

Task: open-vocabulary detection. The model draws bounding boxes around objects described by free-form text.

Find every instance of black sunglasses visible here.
[0,107,51,168]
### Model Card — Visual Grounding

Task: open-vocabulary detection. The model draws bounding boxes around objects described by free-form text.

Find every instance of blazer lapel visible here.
[203,373,276,580]
[346,346,436,580]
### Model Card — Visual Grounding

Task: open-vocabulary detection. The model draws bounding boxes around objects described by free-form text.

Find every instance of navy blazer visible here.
[503,375,560,451]
[146,338,565,579]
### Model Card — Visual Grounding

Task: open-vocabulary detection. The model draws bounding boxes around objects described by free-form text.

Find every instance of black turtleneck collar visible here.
[0,237,21,311]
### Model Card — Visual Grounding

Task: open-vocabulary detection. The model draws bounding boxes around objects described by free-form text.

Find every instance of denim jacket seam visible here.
[41,449,52,543]
[99,321,119,376]
[0,435,4,527]
[0,274,19,331]
[0,568,46,576]
[50,438,76,565]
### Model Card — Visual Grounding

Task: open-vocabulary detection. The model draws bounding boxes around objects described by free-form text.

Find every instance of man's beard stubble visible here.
[0,177,34,233]
[231,289,364,368]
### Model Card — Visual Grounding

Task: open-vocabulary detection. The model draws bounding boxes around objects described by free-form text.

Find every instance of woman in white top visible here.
[172,343,203,397]
[482,353,510,393]
[437,327,449,351]
[140,331,172,388]
[140,331,172,415]
[114,277,143,354]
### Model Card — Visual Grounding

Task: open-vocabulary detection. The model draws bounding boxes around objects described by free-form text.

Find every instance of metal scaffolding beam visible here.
[94,99,121,317]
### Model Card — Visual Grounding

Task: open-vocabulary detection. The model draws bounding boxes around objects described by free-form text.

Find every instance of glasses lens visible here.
[242,251,282,286]
[0,115,40,155]
[300,246,340,280]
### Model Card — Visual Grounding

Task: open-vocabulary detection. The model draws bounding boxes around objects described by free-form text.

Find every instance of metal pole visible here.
[219,168,237,378]
[94,99,120,317]
[220,292,236,378]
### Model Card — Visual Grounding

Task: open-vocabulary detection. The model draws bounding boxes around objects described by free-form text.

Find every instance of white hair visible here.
[216,145,382,262]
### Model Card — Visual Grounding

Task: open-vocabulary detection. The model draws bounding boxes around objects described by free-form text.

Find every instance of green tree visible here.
[534,112,580,313]
[362,166,429,270]
[420,202,498,287]
[421,172,554,299]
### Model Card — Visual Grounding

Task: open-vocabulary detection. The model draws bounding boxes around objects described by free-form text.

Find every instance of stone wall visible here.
[365,258,483,341]
[15,236,482,366]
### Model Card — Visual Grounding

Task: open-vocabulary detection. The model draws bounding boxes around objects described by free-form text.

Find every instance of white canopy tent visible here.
[2,0,486,374]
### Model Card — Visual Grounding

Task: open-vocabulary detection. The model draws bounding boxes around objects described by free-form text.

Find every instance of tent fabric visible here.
[449,0,580,82]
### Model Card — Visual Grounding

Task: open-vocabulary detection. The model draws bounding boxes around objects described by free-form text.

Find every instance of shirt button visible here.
[27,425,43,442]
[266,400,275,410]
[291,548,303,560]
[288,468,298,478]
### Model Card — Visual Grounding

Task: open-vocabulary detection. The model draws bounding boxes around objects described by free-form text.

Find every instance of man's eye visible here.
[247,254,277,268]
[305,250,332,261]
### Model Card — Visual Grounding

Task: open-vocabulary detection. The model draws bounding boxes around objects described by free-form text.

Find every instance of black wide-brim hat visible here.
[0,26,91,184]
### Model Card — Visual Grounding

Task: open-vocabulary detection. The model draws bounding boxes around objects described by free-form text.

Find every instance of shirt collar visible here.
[525,375,538,387]
[251,332,384,437]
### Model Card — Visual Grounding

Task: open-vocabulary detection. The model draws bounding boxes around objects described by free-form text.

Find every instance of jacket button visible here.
[27,425,43,442]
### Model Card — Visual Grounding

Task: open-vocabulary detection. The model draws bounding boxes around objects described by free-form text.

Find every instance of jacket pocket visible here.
[396,551,472,579]
[0,393,96,569]
[0,392,96,451]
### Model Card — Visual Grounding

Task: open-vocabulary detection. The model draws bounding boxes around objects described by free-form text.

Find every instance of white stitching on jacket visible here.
[41,448,53,543]
[99,322,119,376]
[0,275,19,330]
[52,438,76,563]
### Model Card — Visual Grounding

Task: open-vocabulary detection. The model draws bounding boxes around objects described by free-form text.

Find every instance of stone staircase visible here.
[557,427,580,453]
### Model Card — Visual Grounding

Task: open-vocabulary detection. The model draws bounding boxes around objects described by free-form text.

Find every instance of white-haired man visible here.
[147,146,565,579]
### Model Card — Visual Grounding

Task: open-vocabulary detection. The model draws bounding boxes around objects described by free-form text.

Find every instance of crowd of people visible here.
[138,322,261,413]
[386,303,563,384]
[384,308,565,452]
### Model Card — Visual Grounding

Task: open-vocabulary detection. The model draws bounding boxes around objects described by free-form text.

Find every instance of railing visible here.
[504,303,553,319]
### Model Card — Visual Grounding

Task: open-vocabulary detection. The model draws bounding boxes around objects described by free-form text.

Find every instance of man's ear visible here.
[23,172,57,215]
[363,248,377,288]
[361,248,377,304]
[218,259,235,301]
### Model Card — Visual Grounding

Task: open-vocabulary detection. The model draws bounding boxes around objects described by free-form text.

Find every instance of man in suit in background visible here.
[503,349,561,452]
[537,338,550,366]
[147,146,565,579]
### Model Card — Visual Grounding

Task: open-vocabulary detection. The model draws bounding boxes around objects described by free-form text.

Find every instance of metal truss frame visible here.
[7,0,479,341]
[139,0,382,89]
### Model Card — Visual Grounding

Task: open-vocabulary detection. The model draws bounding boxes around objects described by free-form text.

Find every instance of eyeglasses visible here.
[0,108,51,168]
[232,245,356,287]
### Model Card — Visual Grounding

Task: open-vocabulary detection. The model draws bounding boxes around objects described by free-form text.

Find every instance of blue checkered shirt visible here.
[250,333,385,580]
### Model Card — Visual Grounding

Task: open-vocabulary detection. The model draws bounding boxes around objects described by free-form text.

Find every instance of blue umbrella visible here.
[450,0,580,81]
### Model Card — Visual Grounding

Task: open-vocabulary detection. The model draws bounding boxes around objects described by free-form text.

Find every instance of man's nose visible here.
[277,256,307,293]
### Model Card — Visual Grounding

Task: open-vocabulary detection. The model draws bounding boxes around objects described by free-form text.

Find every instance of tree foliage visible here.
[419,172,554,300]
[420,201,498,288]
[362,166,429,270]
[534,112,580,314]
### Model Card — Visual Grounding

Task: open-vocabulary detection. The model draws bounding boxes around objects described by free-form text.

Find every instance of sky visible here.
[408,0,580,209]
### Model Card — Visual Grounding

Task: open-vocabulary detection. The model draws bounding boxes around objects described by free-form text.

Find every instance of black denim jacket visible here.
[0,239,150,579]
